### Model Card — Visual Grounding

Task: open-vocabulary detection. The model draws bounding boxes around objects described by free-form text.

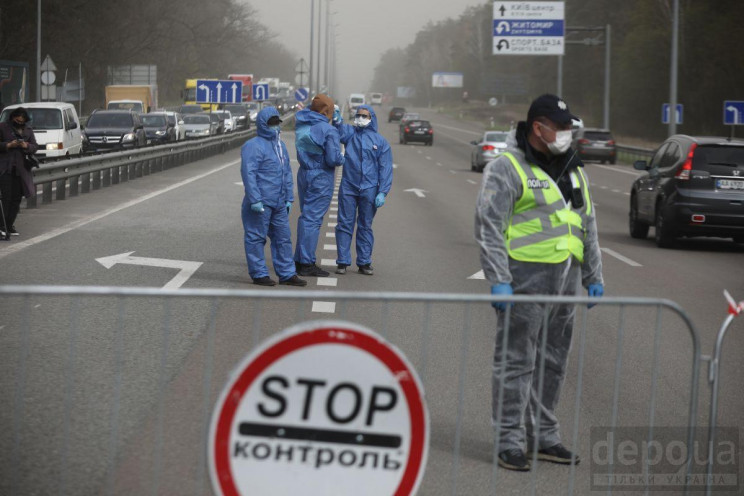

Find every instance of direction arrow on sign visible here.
[404,188,427,198]
[196,79,243,104]
[96,251,202,289]
[723,100,744,125]
[208,321,429,496]
[253,83,270,101]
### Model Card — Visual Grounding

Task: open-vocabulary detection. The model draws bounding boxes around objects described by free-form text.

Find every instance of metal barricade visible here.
[0,285,736,495]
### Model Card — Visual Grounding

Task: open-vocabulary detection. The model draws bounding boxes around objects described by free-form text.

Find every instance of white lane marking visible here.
[467,179,478,185]
[468,270,485,280]
[449,170,457,174]
[234,182,242,186]
[329,214,337,219]
[393,163,398,169]
[425,156,432,160]
[327,222,337,227]
[601,247,642,267]
[312,301,336,313]
[317,278,338,287]
[331,201,338,205]
[404,188,427,198]
[320,258,336,266]
[326,232,335,238]
[623,192,630,196]
[96,252,203,290]
[330,207,338,211]
[437,163,443,167]
[323,244,336,250]
[0,159,240,260]
[432,122,483,136]
[611,189,622,194]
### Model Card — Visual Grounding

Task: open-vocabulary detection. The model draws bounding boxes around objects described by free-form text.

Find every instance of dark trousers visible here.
[0,171,22,230]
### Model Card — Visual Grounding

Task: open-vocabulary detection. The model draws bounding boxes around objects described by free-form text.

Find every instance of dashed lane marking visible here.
[311,301,336,313]
[601,247,643,267]
[317,278,338,287]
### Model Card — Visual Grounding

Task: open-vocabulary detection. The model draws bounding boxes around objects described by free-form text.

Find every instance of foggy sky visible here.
[249,0,486,101]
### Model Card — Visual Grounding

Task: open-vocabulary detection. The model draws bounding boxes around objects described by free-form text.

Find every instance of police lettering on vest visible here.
[527,178,550,189]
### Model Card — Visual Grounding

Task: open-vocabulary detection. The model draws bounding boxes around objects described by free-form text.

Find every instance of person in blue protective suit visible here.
[293,94,345,277]
[240,107,306,287]
[475,94,604,471]
[332,104,393,275]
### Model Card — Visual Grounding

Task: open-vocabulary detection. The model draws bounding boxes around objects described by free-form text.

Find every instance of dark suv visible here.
[573,127,616,164]
[83,110,146,152]
[629,135,744,247]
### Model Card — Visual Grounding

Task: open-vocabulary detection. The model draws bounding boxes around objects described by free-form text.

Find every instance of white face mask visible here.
[354,116,371,128]
[538,122,572,155]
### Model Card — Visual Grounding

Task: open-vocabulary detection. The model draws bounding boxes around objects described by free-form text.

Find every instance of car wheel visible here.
[654,204,675,248]
[610,157,617,165]
[471,157,476,172]
[628,195,649,239]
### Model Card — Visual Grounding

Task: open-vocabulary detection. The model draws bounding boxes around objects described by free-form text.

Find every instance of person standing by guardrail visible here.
[240,107,306,287]
[0,107,38,238]
[293,94,345,277]
[475,94,604,471]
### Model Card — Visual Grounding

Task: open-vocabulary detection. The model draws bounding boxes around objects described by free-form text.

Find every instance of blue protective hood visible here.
[295,107,331,127]
[256,106,281,139]
[354,104,378,132]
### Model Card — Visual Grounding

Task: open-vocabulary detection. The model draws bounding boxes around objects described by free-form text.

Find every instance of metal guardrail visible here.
[27,129,255,208]
[615,144,654,164]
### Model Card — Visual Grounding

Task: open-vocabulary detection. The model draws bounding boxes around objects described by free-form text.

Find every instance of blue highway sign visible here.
[196,80,242,104]
[295,87,309,102]
[723,101,744,125]
[253,84,270,101]
[661,103,683,125]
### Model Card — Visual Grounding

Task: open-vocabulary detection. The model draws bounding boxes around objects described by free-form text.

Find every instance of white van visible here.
[370,92,383,106]
[1,102,83,160]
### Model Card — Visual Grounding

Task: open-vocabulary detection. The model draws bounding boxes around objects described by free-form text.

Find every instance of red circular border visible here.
[212,325,427,496]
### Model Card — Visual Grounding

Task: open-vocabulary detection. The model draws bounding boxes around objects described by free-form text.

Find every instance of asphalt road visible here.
[1,107,742,495]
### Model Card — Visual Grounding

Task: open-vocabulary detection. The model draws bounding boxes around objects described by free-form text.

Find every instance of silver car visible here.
[470,131,509,172]
[183,114,212,139]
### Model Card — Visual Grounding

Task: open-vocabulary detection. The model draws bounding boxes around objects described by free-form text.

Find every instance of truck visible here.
[105,85,158,113]
[228,74,253,102]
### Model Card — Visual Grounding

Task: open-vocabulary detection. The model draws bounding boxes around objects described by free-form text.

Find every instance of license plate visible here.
[716,179,744,190]
[414,130,425,134]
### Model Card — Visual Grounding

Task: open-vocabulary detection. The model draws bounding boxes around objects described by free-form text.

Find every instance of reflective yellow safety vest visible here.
[502,152,592,264]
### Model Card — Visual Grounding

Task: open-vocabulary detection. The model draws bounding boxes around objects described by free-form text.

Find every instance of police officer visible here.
[475,94,604,471]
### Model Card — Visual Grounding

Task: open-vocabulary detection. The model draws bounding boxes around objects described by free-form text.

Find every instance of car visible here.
[182,114,213,139]
[178,104,204,115]
[399,112,421,129]
[222,104,249,130]
[388,107,406,122]
[244,102,260,123]
[82,110,146,152]
[470,131,509,172]
[347,93,366,118]
[573,127,616,164]
[202,112,224,134]
[165,111,186,141]
[0,102,83,160]
[370,92,383,106]
[629,135,744,247]
[213,110,235,133]
[141,112,175,144]
[399,119,433,146]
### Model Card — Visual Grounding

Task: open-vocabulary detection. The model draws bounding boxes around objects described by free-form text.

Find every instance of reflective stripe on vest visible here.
[501,152,587,264]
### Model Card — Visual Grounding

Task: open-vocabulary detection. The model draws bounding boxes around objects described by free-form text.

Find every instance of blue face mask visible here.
[269,125,281,135]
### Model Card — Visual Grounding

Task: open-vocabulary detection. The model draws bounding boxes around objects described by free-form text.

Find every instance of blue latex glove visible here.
[286,201,292,214]
[332,105,343,125]
[374,193,386,208]
[491,283,514,311]
[587,283,604,309]
[250,201,264,213]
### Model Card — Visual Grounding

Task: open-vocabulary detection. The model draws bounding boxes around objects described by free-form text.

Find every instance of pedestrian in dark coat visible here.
[0,107,38,237]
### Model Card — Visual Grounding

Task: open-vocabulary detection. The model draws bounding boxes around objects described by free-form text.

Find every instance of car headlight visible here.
[155,130,165,136]
[46,143,62,150]
[122,133,135,142]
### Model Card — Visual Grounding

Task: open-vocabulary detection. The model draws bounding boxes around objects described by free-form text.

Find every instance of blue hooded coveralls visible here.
[240,107,296,281]
[334,105,393,267]
[293,107,345,265]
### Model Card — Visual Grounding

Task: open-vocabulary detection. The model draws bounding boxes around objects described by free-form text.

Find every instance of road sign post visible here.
[208,320,429,496]
[492,1,565,56]
[196,79,243,105]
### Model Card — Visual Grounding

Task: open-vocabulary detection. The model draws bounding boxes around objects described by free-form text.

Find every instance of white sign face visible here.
[209,321,429,496]
[432,72,464,88]
[493,1,565,56]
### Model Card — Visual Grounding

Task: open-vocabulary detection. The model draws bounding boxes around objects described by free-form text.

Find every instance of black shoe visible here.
[252,276,277,286]
[335,264,347,274]
[497,449,531,471]
[528,444,580,465]
[279,275,308,287]
[8,226,18,236]
[297,263,329,277]
[357,264,373,275]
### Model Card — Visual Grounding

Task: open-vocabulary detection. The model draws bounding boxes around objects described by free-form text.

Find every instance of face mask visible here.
[13,119,25,128]
[354,117,371,128]
[269,125,281,135]
[538,123,572,155]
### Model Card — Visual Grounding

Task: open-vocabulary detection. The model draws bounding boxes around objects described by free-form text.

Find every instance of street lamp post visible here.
[37,0,41,102]
[309,0,314,95]
[668,0,679,136]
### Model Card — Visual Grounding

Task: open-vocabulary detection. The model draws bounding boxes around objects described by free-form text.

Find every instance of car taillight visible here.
[404,127,410,133]
[428,129,433,134]
[606,140,615,145]
[482,145,495,151]
[675,143,697,180]
[578,139,589,145]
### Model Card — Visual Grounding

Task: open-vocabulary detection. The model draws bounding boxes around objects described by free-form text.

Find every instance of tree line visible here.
[4,0,297,113]
[370,0,744,140]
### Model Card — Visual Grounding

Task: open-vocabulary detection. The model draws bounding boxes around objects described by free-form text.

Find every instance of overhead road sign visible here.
[493,1,565,56]
[295,87,309,102]
[662,103,683,125]
[196,79,243,104]
[723,101,744,125]
[253,83,270,101]
[208,320,429,496]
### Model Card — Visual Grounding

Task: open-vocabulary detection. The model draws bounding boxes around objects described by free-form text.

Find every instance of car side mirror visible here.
[67,121,78,130]
[470,140,478,146]
[633,160,649,171]
[179,121,184,125]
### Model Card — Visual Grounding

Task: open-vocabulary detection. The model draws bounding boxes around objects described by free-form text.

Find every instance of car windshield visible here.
[142,115,166,127]
[87,113,133,128]
[183,115,210,124]
[485,132,508,142]
[179,105,203,114]
[13,109,63,130]
[351,97,364,104]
